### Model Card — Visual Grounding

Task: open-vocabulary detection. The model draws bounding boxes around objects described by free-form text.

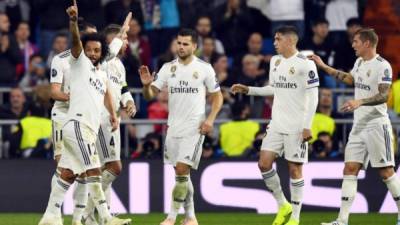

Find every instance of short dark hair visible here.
[275,25,299,37]
[355,28,379,47]
[312,18,329,27]
[29,53,42,62]
[346,17,362,27]
[81,33,109,64]
[103,24,121,36]
[177,28,198,43]
[78,18,97,33]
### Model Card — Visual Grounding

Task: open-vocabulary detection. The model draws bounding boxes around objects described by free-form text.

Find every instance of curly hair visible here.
[81,33,109,65]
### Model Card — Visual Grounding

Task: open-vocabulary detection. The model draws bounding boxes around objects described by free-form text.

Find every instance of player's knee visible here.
[105,161,122,176]
[54,155,61,164]
[175,163,190,176]
[288,163,303,179]
[343,163,361,175]
[258,159,272,172]
[379,166,395,180]
[60,169,77,183]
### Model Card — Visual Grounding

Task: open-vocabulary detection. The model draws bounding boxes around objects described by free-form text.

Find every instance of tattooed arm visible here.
[340,83,391,112]
[308,54,354,85]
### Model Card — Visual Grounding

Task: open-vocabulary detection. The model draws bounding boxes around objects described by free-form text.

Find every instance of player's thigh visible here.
[283,133,308,163]
[365,124,395,168]
[97,124,121,165]
[164,133,179,166]
[168,133,205,170]
[60,120,101,175]
[345,129,369,168]
[52,120,64,158]
[260,129,284,156]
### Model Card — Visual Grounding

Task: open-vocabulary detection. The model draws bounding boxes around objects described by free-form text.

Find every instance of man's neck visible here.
[282,48,297,59]
[11,106,23,116]
[319,106,332,116]
[361,50,377,61]
[178,55,194,65]
[312,35,324,45]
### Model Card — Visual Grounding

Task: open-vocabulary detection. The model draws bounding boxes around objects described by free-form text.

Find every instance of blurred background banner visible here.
[0,159,398,214]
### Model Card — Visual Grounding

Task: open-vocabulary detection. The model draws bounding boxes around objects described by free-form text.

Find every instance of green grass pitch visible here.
[0,212,396,225]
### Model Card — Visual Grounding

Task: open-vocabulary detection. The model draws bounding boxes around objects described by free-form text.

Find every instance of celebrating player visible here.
[310,28,400,225]
[231,26,319,225]
[139,28,223,225]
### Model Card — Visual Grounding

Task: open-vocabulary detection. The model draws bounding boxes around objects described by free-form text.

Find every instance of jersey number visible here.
[110,136,115,147]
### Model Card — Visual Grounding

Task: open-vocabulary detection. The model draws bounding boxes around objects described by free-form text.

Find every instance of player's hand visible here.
[340,99,362,112]
[302,129,312,142]
[308,54,326,68]
[138,65,155,86]
[66,0,78,19]
[124,100,137,117]
[230,84,249,95]
[110,114,119,132]
[199,119,213,135]
[121,12,132,34]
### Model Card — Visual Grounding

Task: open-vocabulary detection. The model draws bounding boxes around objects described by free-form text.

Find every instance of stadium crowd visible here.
[0,0,398,160]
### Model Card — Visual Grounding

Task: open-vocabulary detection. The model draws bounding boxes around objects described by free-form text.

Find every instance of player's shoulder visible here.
[195,57,211,66]
[375,55,391,68]
[296,53,307,60]
[56,49,71,59]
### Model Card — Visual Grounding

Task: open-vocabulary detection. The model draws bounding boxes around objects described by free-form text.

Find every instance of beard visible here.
[178,52,191,61]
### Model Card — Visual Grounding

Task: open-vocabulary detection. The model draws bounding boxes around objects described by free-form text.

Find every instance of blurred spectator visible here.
[19,54,49,88]
[219,101,260,157]
[234,32,269,73]
[241,1,271,37]
[132,132,163,159]
[195,16,225,54]
[311,88,335,143]
[156,37,177,70]
[0,0,30,32]
[0,12,21,86]
[120,110,139,157]
[46,32,68,68]
[142,0,180,56]
[242,130,265,159]
[127,18,151,67]
[76,0,105,29]
[198,36,217,63]
[213,0,254,55]
[300,18,335,87]
[311,131,340,159]
[211,54,235,87]
[11,104,52,158]
[333,17,362,73]
[147,87,168,134]
[31,0,69,56]
[105,0,144,26]
[388,77,400,119]
[236,54,267,87]
[267,0,305,39]
[325,0,358,46]
[202,134,216,159]
[15,21,38,78]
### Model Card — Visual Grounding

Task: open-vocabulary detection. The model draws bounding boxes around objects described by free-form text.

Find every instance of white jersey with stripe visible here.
[152,56,220,137]
[268,52,319,134]
[350,54,392,128]
[66,51,108,133]
[50,50,71,122]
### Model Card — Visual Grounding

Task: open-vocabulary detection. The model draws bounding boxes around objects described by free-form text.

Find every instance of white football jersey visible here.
[350,54,392,127]
[50,50,71,122]
[268,52,319,134]
[67,51,108,133]
[100,57,126,120]
[152,56,220,137]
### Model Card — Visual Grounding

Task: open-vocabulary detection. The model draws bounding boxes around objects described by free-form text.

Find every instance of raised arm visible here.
[138,65,159,100]
[66,0,82,58]
[308,54,354,85]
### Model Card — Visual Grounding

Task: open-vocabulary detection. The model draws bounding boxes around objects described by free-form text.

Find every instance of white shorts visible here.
[345,123,394,169]
[260,128,308,163]
[52,120,64,158]
[58,120,101,175]
[164,133,205,170]
[96,122,121,165]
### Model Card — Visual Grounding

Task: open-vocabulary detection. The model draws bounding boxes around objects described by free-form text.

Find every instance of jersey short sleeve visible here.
[204,65,220,93]
[50,56,64,84]
[378,61,393,85]
[350,57,362,79]
[151,64,169,90]
[305,61,319,89]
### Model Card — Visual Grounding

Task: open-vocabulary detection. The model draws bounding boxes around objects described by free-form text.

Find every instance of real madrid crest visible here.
[171,65,177,77]
[275,59,281,67]
[193,71,199,79]
[289,67,295,75]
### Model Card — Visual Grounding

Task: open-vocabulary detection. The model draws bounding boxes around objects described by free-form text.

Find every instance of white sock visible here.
[384,174,400,220]
[72,177,88,222]
[338,175,357,224]
[87,176,112,222]
[184,176,195,219]
[102,169,117,205]
[290,178,304,221]
[44,177,71,217]
[261,169,288,207]
[167,175,189,220]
